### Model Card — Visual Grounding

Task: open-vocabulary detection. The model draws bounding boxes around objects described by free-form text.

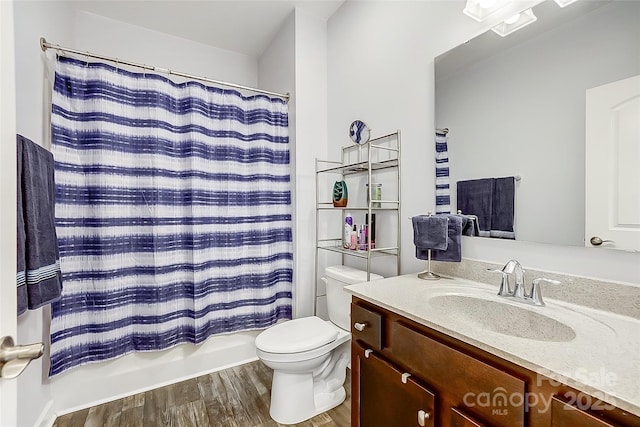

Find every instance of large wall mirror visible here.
[435,0,639,249]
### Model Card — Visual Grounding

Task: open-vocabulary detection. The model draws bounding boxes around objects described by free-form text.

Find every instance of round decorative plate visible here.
[349,120,370,144]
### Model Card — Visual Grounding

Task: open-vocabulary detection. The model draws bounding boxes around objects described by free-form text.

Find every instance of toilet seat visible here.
[255,317,350,364]
[255,316,338,353]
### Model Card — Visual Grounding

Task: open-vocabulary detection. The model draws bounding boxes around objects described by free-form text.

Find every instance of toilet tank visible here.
[324,265,383,331]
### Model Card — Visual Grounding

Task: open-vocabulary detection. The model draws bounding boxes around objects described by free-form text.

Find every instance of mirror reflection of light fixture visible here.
[554,0,579,8]
[491,8,538,37]
[463,0,510,22]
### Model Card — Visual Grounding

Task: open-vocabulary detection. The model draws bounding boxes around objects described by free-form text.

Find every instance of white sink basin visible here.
[427,294,577,342]
[419,283,616,344]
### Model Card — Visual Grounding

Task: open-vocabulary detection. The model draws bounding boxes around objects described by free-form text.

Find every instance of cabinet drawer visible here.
[388,321,525,427]
[351,303,383,351]
[356,344,436,427]
[551,396,617,427]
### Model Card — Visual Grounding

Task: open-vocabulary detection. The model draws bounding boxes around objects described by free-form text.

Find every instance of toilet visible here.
[255,265,383,425]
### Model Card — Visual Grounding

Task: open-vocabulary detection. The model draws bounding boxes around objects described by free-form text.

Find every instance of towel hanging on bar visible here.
[16,134,63,316]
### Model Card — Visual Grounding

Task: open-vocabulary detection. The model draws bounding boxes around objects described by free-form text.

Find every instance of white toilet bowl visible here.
[256,316,351,424]
[255,265,383,425]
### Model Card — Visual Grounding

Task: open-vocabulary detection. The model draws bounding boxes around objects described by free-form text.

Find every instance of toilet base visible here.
[267,341,350,425]
[269,373,347,425]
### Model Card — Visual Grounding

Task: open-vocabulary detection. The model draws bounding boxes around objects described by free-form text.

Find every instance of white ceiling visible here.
[71,0,345,57]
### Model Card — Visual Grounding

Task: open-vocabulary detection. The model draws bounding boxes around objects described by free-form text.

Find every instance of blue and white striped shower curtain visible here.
[435,131,450,214]
[49,56,292,376]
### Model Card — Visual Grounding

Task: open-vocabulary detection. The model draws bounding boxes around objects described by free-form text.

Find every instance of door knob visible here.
[590,236,615,246]
[0,336,44,379]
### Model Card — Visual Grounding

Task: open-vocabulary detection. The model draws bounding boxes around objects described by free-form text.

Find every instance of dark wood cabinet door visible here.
[551,396,620,427]
[451,407,486,427]
[356,343,436,427]
[387,321,525,427]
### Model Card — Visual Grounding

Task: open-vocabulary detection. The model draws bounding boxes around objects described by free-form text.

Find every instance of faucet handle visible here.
[487,268,512,296]
[530,278,561,306]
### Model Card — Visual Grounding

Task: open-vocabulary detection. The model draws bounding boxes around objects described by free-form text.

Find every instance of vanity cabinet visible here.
[351,298,640,427]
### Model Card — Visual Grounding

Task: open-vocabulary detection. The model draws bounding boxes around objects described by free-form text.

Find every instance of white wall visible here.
[1,1,18,426]
[328,0,485,275]
[327,0,640,286]
[13,2,261,425]
[292,8,329,317]
[436,1,640,246]
[14,3,75,425]
[259,7,329,318]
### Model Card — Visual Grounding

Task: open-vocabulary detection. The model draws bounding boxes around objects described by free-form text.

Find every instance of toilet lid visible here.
[255,316,338,353]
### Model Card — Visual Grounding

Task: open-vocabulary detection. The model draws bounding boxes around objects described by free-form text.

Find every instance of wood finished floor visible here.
[52,360,351,427]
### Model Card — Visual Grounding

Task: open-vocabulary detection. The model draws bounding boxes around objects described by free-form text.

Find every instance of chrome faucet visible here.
[487,259,524,297]
[488,260,560,306]
[504,259,526,298]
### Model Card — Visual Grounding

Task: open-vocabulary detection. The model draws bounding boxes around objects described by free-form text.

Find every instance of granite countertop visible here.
[345,273,640,417]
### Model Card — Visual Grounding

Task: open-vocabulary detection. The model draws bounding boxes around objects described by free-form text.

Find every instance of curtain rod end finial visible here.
[40,37,47,52]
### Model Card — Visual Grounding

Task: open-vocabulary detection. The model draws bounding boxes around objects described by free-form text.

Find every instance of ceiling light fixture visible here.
[553,0,580,8]
[504,13,521,25]
[463,0,510,22]
[491,8,537,37]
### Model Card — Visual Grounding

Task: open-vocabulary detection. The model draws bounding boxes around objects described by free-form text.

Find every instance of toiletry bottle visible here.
[366,183,382,208]
[364,225,370,250]
[359,225,366,250]
[343,212,353,249]
[365,213,376,249]
[350,225,358,250]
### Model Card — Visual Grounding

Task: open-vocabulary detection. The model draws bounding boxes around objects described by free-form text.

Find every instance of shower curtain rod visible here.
[39,37,290,102]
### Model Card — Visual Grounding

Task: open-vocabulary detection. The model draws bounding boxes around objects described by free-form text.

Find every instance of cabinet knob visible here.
[417,409,431,426]
[354,322,367,332]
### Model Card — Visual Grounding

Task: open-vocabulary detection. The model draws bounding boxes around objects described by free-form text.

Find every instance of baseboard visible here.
[34,399,55,427]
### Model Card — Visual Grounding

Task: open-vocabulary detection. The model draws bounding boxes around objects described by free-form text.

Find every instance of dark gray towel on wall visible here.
[17,135,63,316]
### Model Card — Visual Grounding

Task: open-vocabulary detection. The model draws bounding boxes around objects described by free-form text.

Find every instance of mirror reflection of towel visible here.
[460,214,479,236]
[490,177,515,239]
[457,179,493,237]
[457,177,515,240]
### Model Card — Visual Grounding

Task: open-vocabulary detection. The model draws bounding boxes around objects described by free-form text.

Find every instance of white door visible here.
[1,0,18,425]
[586,75,640,252]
